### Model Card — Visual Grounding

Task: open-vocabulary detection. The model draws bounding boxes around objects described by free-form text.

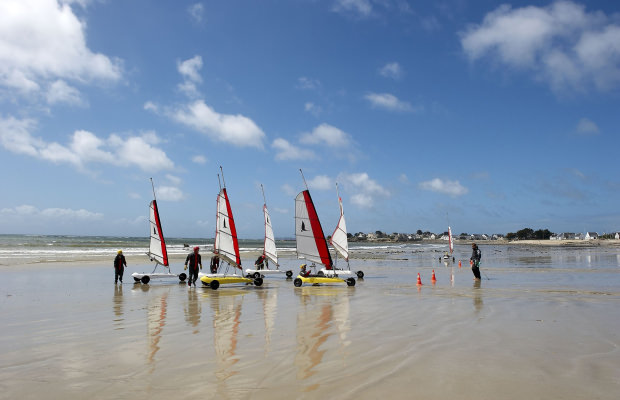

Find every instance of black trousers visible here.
[188,268,199,284]
[472,261,481,279]
[115,268,124,283]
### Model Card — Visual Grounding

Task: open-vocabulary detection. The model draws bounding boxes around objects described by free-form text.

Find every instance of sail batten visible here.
[295,190,332,268]
[214,188,241,268]
[148,199,168,266]
[330,196,349,261]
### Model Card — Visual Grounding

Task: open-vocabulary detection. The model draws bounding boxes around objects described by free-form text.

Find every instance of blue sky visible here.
[1,0,619,238]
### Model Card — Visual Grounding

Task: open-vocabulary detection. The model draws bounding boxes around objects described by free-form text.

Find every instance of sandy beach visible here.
[1,244,619,400]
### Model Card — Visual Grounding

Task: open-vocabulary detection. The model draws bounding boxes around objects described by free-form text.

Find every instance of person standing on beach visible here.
[255,254,267,270]
[210,254,219,273]
[114,250,127,284]
[184,246,202,286]
[470,243,482,280]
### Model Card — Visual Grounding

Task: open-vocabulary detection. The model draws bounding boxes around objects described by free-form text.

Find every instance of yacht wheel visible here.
[356,271,364,278]
[294,278,302,287]
[178,273,187,282]
[286,270,293,278]
[141,275,150,284]
[210,280,220,290]
[346,277,356,287]
[253,272,261,279]
[254,277,263,286]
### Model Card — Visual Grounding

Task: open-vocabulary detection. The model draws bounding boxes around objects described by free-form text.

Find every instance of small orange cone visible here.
[431,269,437,283]
[416,272,423,286]
[458,260,462,268]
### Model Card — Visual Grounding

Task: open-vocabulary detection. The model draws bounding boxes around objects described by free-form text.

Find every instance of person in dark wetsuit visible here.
[210,254,219,273]
[114,250,127,284]
[299,264,311,277]
[470,243,482,280]
[184,246,202,287]
[255,254,268,270]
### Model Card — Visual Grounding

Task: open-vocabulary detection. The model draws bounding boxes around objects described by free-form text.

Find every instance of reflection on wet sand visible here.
[255,288,277,354]
[205,289,246,396]
[294,286,352,392]
[184,288,201,334]
[112,285,123,329]
[146,290,168,371]
[473,280,483,313]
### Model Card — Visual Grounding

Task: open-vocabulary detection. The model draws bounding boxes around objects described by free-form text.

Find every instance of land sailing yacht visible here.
[200,167,263,290]
[319,183,364,279]
[132,178,187,284]
[294,170,355,287]
[244,184,293,279]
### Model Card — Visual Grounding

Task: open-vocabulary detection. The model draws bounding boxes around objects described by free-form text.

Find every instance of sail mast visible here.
[330,182,349,262]
[261,184,278,266]
[148,178,169,267]
[214,166,241,268]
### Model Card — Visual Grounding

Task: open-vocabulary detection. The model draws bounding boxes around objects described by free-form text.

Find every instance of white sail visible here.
[214,188,241,268]
[330,196,349,261]
[263,204,278,266]
[448,226,454,254]
[148,199,168,266]
[295,190,332,268]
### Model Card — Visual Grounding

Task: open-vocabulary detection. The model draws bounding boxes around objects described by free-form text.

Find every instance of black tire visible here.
[210,280,220,290]
[141,275,150,284]
[133,277,140,283]
[178,273,187,282]
[346,277,356,287]
[356,270,364,278]
[254,277,263,286]
[294,278,303,287]
[317,271,325,277]
[286,270,293,278]
[253,272,261,279]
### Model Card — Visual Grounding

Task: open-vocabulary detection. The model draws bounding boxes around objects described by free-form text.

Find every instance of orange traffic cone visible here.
[431,269,437,283]
[416,272,423,286]
[458,260,462,268]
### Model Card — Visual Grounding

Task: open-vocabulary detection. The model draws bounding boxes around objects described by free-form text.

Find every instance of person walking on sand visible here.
[184,246,202,287]
[114,250,127,284]
[255,253,267,270]
[470,243,482,280]
[210,254,219,274]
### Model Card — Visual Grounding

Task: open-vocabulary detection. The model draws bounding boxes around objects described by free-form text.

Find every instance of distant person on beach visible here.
[470,243,482,280]
[184,246,202,287]
[255,254,267,270]
[114,250,127,284]
[210,254,219,273]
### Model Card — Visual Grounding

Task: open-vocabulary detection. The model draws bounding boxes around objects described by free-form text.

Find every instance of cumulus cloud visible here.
[188,3,205,23]
[272,138,315,161]
[192,155,207,164]
[340,172,389,208]
[419,178,468,197]
[307,175,332,191]
[379,62,403,79]
[576,117,599,134]
[177,55,203,98]
[364,93,422,113]
[1,204,103,220]
[300,123,353,147]
[155,185,185,202]
[304,102,322,117]
[0,115,174,171]
[460,1,620,93]
[171,100,265,148]
[0,0,122,98]
[46,80,86,106]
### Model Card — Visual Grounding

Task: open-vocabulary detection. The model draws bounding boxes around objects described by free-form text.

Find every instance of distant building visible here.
[615,232,620,240]
[575,233,585,240]
[585,232,599,240]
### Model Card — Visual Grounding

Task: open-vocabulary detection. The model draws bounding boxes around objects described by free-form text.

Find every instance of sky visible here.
[1,0,619,239]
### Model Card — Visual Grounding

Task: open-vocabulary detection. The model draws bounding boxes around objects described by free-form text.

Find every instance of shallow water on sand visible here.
[1,245,619,399]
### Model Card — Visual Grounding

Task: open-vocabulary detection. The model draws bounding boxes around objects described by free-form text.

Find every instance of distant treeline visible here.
[505,228,553,240]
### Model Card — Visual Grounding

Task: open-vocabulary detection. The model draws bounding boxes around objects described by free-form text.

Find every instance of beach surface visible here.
[1,243,619,399]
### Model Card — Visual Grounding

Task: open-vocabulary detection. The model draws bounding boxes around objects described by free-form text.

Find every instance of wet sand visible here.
[1,245,619,399]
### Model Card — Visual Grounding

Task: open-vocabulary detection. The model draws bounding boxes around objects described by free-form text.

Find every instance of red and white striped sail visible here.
[263,204,278,266]
[148,199,169,266]
[448,226,454,254]
[330,196,349,261]
[214,188,241,268]
[295,190,333,269]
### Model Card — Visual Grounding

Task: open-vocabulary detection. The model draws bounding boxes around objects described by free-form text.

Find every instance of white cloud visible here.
[188,3,205,23]
[171,100,265,148]
[1,204,103,220]
[0,0,122,96]
[143,101,158,112]
[576,117,599,134]
[332,0,372,17]
[165,174,182,186]
[296,77,321,90]
[419,178,468,197]
[339,172,389,208]
[308,175,332,191]
[46,80,85,106]
[304,102,322,117]
[192,155,207,164]
[460,1,620,93]
[272,138,315,161]
[364,93,422,113]
[379,62,403,79]
[300,123,352,147]
[0,116,175,171]
[398,173,409,184]
[155,186,185,202]
[177,55,203,97]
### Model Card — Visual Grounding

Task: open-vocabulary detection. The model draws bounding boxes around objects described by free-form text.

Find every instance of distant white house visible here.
[585,232,599,240]
[615,232,620,240]
[575,233,585,240]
